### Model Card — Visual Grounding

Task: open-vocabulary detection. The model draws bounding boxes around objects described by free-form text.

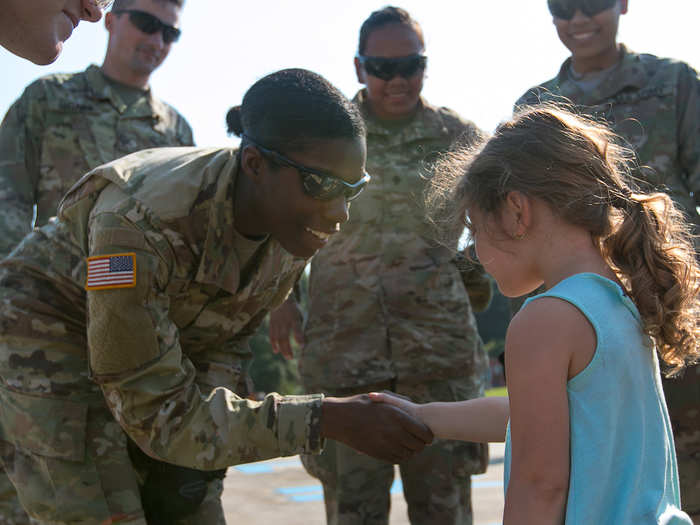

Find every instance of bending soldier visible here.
[0,69,433,525]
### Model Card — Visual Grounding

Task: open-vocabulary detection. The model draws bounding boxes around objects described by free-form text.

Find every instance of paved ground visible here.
[222,443,505,525]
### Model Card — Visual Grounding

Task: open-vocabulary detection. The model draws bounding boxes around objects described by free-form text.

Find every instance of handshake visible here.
[320,391,429,463]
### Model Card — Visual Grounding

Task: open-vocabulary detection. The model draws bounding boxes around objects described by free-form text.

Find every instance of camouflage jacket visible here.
[0,147,322,470]
[300,91,490,391]
[515,45,700,226]
[0,64,194,257]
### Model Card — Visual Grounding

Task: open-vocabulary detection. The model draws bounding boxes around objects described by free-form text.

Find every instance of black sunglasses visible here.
[243,137,370,202]
[547,0,617,20]
[357,54,427,81]
[112,9,181,44]
[91,0,113,9]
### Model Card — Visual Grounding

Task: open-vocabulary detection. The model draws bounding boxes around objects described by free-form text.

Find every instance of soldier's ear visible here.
[240,144,264,181]
[354,57,366,85]
[104,11,114,32]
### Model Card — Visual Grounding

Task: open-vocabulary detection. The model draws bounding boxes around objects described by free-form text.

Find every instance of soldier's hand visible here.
[320,394,433,464]
[368,391,420,421]
[269,297,304,360]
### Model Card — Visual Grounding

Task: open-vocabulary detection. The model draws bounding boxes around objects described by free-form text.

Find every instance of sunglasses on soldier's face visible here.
[243,138,371,202]
[112,9,181,44]
[357,54,427,81]
[91,0,113,9]
[547,0,618,20]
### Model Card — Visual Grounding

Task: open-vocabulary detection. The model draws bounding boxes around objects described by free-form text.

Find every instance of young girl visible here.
[372,105,699,524]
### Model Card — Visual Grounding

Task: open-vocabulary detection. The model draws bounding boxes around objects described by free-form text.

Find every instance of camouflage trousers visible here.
[0,396,226,525]
[0,468,32,524]
[302,378,488,525]
[663,363,700,518]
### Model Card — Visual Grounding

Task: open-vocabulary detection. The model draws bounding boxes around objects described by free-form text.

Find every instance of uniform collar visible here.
[555,44,647,103]
[194,151,241,294]
[353,89,453,145]
[84,64,164,120]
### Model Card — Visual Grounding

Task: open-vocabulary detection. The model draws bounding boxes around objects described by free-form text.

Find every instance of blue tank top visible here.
[504,273,690,524]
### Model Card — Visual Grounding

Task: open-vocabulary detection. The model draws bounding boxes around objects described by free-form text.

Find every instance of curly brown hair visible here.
[427,104,699,375]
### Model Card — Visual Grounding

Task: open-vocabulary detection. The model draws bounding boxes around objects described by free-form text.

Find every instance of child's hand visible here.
[368,391,420,421]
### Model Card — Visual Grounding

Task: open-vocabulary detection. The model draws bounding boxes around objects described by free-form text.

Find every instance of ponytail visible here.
[603,191,699,375]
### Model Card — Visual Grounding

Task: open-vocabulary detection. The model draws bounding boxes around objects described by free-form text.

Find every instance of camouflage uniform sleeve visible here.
[676,63,700,211]
[175,111,195,147]
[453,248,492,313]
[86,211,323,470]
[0,88,42,257]
[437,106,485,149]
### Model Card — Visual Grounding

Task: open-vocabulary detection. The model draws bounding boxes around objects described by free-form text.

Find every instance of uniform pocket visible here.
[0,386,87,461]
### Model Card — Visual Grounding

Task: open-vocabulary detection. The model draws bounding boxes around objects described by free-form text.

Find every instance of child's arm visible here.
[368,392,509,442]
[503,296,593,525]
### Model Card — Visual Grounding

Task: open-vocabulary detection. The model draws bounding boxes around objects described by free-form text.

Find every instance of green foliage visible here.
[248,320,303,395]
[248,271,308,396]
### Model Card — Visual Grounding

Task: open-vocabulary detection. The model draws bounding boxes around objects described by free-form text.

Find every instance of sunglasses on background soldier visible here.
[357,54,427,81]
[242,136,371,202]
[112,9,181,44]
[547,0,618,20]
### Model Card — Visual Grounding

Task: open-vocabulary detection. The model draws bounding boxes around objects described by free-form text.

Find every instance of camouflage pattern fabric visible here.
[515,44,700,516]
[0,63,193,524]
[0,147,323,524]
[299,92,489,524]
[0,64,194,258]
[515,45,699,229]
[302,378,486,525]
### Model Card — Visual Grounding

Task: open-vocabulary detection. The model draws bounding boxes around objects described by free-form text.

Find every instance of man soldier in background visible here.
[0,0,193,258]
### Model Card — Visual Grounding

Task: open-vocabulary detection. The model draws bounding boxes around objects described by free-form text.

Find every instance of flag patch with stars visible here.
[85,253,136,290]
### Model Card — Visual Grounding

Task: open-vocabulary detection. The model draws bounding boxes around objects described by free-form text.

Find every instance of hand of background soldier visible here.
[269,297,305,359]
[320,394,434,463]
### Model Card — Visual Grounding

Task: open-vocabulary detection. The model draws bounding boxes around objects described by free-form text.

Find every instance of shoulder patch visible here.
[86,253,137,290]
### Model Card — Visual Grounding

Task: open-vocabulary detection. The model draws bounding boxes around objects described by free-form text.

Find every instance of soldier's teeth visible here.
[306,227,330,240]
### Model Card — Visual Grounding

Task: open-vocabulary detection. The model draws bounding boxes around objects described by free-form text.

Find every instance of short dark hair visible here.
[112,0,184,10]
[226,68,365,153]
[358,6,424,55]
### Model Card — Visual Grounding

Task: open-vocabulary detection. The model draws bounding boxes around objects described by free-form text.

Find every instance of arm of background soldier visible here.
[453,247,492,313]
[0,89,42,257]
[87,212,432,470]
[177,114,195,147]
[269,295,304,359]
[676,63,700,216]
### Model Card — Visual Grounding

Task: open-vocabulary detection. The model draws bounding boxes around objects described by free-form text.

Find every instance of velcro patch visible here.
[85,253,136,291]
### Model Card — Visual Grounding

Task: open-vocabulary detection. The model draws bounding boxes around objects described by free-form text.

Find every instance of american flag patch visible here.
[85,253,137,290]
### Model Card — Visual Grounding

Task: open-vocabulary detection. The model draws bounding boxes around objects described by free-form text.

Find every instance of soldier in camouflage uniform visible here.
[270,8,490,525]
[0,0,105,65]
[0,2,191,522]
[0,0,193,259]
[0,68,433,525]
[514,1,699,519]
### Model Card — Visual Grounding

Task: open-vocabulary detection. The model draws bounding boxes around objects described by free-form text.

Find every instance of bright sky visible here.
[1,1,698,147]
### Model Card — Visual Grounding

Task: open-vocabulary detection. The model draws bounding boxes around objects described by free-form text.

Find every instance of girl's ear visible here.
[240,145,264,182]
[504,191,532,239]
